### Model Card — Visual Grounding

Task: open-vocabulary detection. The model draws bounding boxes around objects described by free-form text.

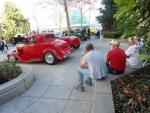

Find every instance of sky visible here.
[0,0,102,32]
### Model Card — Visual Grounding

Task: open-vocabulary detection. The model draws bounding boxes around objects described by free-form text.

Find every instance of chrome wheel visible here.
[44,52,55,64]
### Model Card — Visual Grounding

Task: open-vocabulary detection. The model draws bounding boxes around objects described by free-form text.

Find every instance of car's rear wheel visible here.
[44,52,56,65]
[74,44,80,49]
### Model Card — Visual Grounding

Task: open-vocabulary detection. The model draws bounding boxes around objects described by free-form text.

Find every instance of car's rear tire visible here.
[74,44,80,49]
[44,52,57,65]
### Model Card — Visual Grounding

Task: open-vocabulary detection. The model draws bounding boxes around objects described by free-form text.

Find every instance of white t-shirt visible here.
[126,44,141,68]
[82,50,107,79]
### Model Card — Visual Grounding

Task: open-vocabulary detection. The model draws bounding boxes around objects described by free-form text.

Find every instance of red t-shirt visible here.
[106,48,126,71]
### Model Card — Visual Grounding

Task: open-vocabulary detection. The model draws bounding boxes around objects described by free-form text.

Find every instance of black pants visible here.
[0,43,4,52]
[107,65,124,75]
[4,44,8,50]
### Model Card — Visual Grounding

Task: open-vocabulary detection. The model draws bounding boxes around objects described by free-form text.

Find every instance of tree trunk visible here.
[80,0,83,27]
[63,0,71,36]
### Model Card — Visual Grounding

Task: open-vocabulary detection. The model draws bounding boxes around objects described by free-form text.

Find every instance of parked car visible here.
[53,32,81,49]
[7,33,73,64]
[10,34,24,45]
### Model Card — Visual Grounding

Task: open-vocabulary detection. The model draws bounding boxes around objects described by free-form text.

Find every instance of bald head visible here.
[110,40,120,48]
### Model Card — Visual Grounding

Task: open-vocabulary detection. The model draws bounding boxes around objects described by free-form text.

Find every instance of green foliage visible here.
[0,60,21,84]
[0,2,30,38]
[96,0,118,31]
[114,0,137,38]
[115,0,150,58]
[102,31,121,39]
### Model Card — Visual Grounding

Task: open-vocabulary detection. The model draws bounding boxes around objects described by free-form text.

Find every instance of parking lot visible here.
[0,38,128,113]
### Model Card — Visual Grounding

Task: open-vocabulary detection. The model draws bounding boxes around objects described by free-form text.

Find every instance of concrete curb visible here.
[0,65,34,105]
[92,81,115,113]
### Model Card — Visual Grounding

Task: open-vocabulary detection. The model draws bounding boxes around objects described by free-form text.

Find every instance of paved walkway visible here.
[0,39,134,113]
[0,44,16,61]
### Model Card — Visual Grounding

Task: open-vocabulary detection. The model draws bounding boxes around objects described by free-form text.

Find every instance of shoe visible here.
[85,78,93,86]
[75,85,84,92]
[96,76,106,81]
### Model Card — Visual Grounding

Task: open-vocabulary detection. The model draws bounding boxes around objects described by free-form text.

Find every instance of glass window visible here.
[45,34,55,39]
[28,37,36,43]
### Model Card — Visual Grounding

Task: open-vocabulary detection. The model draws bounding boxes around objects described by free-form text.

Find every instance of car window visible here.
[28,37,36,43]
[45,34,55,38]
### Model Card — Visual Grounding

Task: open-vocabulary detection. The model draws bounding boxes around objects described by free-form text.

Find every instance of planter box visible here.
[0,65,34,105]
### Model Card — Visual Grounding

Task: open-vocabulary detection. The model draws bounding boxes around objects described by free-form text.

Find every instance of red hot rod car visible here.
[52,32,80,49]
[7,33,73,64]
[56,35,80,49]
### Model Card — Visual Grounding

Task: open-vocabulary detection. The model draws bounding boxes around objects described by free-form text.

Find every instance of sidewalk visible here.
[0,39,133,113]
[92,67,134,113]
[0,45,16,61]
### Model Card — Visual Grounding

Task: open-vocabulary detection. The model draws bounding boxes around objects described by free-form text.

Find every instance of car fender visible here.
[42,48,64,61]
[7,51,27,62]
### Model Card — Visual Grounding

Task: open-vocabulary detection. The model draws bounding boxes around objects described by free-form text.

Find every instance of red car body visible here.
[50,32,80,48]
[56,36,80,49]
[7,33,73,64]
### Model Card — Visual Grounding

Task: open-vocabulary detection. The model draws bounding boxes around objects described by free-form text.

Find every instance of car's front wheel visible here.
[44,52,57,65]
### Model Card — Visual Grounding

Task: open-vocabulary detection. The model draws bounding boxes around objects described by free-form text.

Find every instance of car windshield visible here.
[27,37,36,43]
[45,34,55,38]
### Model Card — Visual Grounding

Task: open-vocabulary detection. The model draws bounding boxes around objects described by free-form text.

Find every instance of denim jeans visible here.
[77,68,91,87]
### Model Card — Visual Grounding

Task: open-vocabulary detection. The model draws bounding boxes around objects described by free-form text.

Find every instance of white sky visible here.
[0,0,101,32]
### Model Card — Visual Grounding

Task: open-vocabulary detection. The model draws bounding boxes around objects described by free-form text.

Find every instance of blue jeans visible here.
[77,68,91,87]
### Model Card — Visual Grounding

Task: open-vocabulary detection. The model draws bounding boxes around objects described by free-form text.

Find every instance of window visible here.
[28,37,36,43]
[45,34,55,39]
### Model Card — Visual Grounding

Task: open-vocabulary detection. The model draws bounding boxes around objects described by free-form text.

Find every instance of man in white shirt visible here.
[126,38,142,69]
[75,43,107,91]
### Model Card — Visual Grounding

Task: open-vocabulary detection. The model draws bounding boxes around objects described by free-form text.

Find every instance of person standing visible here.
[75,43,107,91]
[106,40,126,74]
[2,37,8,51]
[0,38,4,52]
[87,26,91,39]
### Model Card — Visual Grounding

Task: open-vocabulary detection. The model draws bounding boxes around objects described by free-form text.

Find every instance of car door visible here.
[25,37,40,61]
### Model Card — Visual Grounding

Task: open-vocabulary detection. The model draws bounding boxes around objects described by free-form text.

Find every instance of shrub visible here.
[0,61,22,84]
[102,32,121,39]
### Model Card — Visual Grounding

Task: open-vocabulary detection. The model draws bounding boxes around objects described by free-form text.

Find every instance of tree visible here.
[0,2,30,38]
[115,0,150,58]
[114,0,137,37]
[36,0,92,35]
[97,0,118,31]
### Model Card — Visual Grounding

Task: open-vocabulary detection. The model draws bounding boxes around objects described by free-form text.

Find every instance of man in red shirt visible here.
[106,40,126,74]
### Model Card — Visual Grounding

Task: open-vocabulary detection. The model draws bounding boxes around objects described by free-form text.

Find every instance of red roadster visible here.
[7,33,73,64]
[56,35,80,49]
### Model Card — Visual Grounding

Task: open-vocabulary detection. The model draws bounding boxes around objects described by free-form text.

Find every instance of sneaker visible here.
[96,76,106,81]
[85,78,93,86]
[75,85,84,92]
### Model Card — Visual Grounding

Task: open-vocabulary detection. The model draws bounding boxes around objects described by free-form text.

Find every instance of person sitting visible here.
[75,43,107,91]
[126,38,142,69]
[106,40,126,74]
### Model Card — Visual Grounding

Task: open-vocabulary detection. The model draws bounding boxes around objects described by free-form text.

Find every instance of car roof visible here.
[25,32,54,38]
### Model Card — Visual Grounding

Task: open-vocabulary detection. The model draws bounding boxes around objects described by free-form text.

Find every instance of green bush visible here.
[102,32,121,39]
[0,61,22,84]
